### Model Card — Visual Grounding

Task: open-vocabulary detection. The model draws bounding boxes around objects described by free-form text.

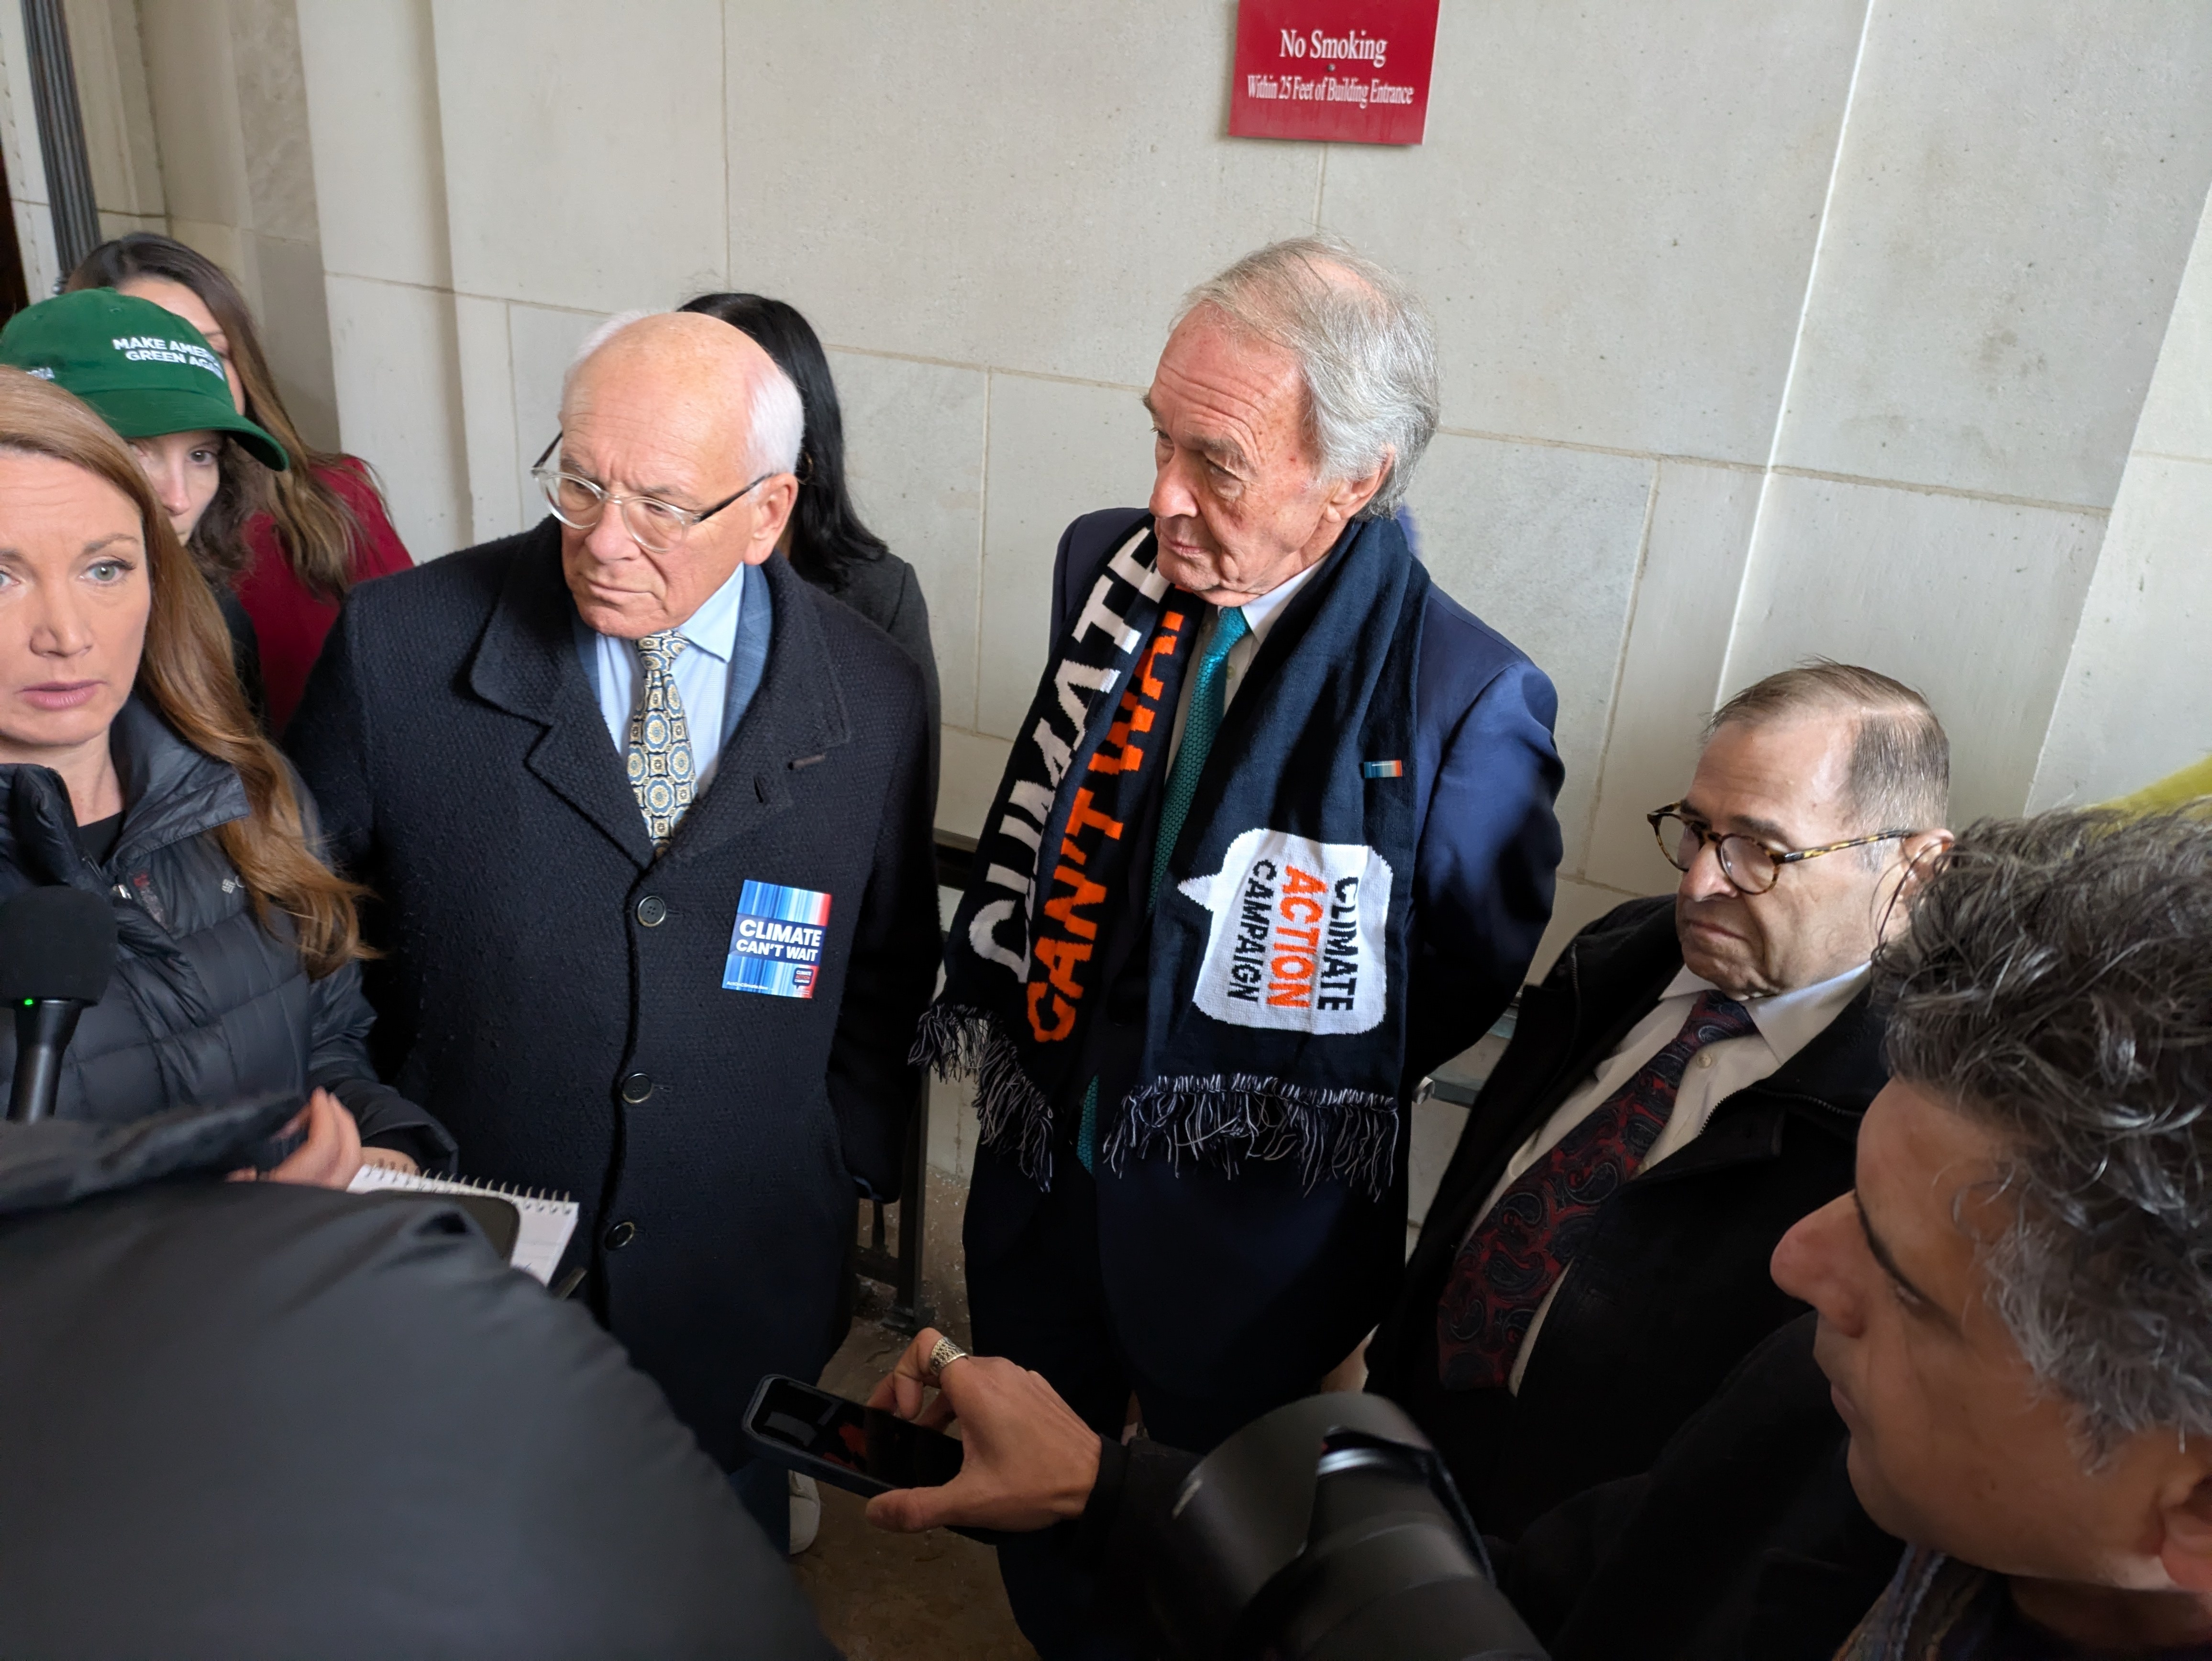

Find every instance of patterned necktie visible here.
[1077,604,1251,1174]
[626,631,696,854]
[1435,989,1758,1390]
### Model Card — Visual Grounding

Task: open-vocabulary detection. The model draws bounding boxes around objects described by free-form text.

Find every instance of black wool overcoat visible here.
[288,520,940,1467]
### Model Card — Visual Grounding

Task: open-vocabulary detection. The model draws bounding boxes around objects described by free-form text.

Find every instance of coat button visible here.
[635,894,667,927]
[620,1071,654,1104]
[604,1219,637,1250]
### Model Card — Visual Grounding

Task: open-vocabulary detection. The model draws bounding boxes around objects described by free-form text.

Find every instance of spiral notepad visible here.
[347,1165,580,1285]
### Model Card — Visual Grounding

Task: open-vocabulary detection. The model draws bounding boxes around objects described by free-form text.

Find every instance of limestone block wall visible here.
[2031,184,2212,808]
[9,0,2212,962]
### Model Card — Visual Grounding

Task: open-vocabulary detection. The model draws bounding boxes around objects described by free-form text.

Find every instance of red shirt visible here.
[236,458,413,731]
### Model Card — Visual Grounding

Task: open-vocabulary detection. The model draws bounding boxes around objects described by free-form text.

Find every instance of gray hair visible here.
[1875,808,2212,1455]
[1707,660,1950,847]
[563,309,804,479]
[1176,236,1438,517]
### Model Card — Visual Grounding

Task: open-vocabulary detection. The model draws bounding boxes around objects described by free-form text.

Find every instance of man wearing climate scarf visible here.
[918,237,1564,1652]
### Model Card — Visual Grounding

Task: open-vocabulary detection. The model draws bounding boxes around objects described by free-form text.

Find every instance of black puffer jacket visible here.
[0,700,453,1167]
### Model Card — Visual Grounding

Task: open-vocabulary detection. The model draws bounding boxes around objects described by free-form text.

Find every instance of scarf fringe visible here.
[910,1003,1058,1188]
[1106,1073,1400,1199]
[912,1012,1403,1199]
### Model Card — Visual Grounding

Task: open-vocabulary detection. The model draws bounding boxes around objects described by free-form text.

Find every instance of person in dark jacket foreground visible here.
[0,365,451,1178]
[0,1097,833,1661]
[864,812,2212,1660]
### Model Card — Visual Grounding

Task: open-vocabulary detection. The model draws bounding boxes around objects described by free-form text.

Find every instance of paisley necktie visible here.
[626,631,696,854]
[1435,989,1758,1390]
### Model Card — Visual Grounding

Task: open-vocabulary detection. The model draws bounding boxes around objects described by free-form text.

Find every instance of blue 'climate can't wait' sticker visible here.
[722,880,833,998]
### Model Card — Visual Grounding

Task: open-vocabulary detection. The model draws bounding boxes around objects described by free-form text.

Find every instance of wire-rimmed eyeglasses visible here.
[530,433,772,554]
[1646,802,1921,897]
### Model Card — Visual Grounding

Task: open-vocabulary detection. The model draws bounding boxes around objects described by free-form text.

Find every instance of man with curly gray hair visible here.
[922,236,1564,1654]
[1775,807,2212,1657]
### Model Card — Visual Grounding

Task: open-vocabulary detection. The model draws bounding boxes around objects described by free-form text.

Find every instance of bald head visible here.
[552,311,803,640]
[564,311,803,480]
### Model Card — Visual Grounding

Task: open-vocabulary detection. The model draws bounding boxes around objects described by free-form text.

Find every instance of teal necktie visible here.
[1150,605,1250,905]
[1079,605,1250,1171]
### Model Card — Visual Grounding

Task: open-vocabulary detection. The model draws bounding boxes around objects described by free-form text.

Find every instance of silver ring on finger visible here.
[927,1336,969,1378]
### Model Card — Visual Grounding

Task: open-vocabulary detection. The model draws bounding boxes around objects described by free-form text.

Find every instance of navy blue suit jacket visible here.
[971,509,1564,1432]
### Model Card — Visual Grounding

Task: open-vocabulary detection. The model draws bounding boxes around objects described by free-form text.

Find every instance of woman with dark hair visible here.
[0,359,452,1180]
[67,233,414,731]
[678,293,941,752]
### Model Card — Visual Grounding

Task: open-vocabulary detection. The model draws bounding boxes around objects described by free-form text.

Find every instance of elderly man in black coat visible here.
[1366,662,1953,1540]
[289,312,940,1536]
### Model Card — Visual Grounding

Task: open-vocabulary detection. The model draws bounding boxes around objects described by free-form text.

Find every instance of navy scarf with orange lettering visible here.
[915,511,1427,1196]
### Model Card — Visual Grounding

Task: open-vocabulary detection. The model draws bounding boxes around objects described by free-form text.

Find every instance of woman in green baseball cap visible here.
[0,288,288,716]
[68,233,419,735]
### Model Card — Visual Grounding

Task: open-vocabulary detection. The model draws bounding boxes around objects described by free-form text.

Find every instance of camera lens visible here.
[1255,1447,1544,1661]
[1149,1395,1548,1661]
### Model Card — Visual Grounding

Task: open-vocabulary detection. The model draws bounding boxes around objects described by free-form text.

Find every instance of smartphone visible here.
[742,1374,965,1499]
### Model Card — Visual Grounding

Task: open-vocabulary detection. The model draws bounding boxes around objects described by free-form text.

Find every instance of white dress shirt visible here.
[587,560,747,790]
[1167,555,1328,764]
[1472,959,1869,1392]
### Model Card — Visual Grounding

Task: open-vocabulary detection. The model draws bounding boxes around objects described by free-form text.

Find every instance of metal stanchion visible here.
[854,831,976,1330]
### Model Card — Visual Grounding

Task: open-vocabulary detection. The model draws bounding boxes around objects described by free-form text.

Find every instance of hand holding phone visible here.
[860,1327,1104,1537]
[743,1375,965,1499]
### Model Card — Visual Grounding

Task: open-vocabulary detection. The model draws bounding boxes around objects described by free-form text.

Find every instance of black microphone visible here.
[0,886,117,1123]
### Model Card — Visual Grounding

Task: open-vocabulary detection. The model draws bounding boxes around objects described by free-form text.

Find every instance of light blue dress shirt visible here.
[574,559,772,791]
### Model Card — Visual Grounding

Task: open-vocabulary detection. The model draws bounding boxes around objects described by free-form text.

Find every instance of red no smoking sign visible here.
[1229,0,1440,146]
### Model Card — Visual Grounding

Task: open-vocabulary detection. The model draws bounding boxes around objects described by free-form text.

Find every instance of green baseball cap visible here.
[0,288,288,471]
